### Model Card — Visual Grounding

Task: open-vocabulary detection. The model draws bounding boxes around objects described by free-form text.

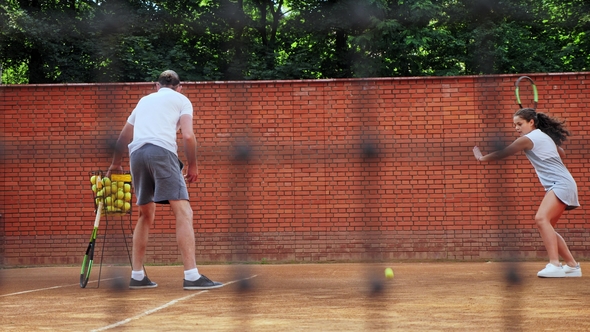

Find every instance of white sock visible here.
[131,270,145,281]
[184,268,201,281]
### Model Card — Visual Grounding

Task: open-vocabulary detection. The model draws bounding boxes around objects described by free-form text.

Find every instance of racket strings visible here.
[515,76,538,110]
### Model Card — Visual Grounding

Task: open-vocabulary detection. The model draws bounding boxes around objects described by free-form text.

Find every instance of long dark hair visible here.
[514,108,571,146]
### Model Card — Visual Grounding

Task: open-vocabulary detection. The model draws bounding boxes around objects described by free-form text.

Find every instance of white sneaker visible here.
[537,263,565,278]
[563,263,582,277]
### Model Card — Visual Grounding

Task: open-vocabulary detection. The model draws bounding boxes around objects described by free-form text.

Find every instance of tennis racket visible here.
[80,175,104,288]
[514,76,538,110]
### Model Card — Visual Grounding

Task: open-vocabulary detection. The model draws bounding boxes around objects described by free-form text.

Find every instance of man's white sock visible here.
[184,268,201,281]
[131,270,145,281]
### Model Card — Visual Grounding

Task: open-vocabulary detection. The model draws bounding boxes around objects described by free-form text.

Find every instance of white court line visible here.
[0,277,121,297]
[91,275,258,332]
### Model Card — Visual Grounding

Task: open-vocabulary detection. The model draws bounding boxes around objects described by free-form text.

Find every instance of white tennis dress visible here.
[525,129,580,210]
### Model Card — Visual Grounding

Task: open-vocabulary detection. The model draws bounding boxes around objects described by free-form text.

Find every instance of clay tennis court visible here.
[1,262,589,331]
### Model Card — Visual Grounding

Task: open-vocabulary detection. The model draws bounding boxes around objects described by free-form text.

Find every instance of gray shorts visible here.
[130,144,189,205]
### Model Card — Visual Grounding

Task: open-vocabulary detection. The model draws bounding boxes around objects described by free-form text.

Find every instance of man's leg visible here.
[170,199,223,289]
[128,202,158,288]
[133,202,156,271]
[169,199,196,270]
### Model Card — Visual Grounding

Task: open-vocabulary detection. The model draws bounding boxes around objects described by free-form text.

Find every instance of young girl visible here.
[473,108,581,278]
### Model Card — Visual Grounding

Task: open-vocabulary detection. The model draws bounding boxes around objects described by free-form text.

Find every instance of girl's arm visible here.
[473,136,533,162]
[557,146,566,159]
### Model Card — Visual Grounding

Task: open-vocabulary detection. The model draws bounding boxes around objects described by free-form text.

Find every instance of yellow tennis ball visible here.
[124,183,131,193]
[385,267,394,279]
[90,175,97,185]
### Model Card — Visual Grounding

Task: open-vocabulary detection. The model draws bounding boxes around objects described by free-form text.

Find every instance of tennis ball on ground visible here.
[385,267,394,279]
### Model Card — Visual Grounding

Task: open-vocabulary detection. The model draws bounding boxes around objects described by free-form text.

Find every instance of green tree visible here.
[1,0,589,84]
[1,0,100,83]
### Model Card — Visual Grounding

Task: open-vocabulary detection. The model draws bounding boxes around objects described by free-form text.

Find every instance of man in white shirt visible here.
[108,70,223,290]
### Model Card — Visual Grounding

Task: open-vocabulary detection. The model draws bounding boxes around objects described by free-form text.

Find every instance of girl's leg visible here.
[545,197,577,266]
[556,232,578,267]
[535,191,566,266]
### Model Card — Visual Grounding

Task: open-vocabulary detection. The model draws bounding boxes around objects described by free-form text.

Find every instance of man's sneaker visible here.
[129,276,158,289]
[537,263,565,278]
[183,275,224,290]
[563,263,582,277]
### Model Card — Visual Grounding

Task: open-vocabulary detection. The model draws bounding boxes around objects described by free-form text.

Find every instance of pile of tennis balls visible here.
[90,175,132,214]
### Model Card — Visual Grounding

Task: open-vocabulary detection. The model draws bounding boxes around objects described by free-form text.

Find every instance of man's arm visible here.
[179,114,198,183]
[108,122,134,174]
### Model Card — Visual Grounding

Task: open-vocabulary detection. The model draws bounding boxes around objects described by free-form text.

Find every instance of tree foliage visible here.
[1,0,589,84]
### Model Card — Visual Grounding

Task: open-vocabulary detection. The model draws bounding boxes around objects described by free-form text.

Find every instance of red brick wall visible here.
[1,73,590,266]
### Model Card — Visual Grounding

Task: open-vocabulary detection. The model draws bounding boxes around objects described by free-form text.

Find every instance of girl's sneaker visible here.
[563,263,582,277]
[537,263,565,278]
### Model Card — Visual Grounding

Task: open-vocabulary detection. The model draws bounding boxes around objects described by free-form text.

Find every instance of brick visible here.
[2,74,590,265]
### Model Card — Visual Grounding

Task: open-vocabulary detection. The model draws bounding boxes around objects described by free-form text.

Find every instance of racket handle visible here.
[94,201,103,227]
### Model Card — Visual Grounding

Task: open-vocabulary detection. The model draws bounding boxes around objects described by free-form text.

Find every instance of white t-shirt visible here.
[127,88,193,156]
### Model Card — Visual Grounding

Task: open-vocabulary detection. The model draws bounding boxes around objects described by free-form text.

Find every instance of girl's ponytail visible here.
[514,108,570,146]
